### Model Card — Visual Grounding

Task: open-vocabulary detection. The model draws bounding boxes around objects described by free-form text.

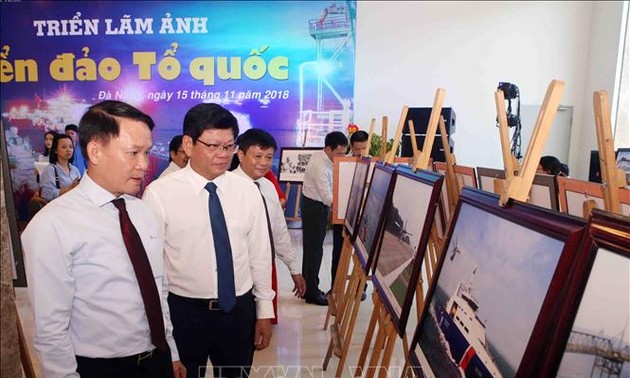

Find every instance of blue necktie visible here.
[205,182,236,312]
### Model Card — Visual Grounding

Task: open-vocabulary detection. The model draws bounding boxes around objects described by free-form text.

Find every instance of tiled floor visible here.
[16,228,415,377]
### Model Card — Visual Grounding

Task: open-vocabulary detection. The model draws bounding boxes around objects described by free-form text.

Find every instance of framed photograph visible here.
[477,166,559,211]
[616,147,630,186]
[342,158,371,240]
[332,156,359,224]
[557,176,630,218]
[372,166,443,336]
[433,161,478,234]
[1,122,27,287]
[354,162,396,274]
[277,147,320,183]
[409,187,585,377]
[540,209,630,378]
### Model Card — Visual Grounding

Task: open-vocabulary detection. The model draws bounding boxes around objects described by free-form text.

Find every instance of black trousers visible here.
[168,291,256,378]
[331,224,344,287]
[76,348,173,378]
[301,196,329,298]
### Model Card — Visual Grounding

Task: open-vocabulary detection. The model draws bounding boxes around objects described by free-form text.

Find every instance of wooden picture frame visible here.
[354,162,396,274]
[409,187,585,377]
[332,157,411,225]
[332,156,359,224]
[1,122,27,287]
[342,158,371,240]
[557,176,630,217]
[617,147,630,186]
[277,147,320,183]
[476,166,560,211]
[433,161,478,234]
[372,166,443,336]
[541,209,630,377]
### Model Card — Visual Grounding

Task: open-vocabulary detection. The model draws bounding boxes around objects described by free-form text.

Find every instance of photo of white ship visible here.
[415,202,566,377]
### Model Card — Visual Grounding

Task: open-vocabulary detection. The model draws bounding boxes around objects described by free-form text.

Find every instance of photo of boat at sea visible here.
[414,202,566,377]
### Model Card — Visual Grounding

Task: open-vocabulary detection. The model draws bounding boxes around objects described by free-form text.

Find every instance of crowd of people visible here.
[22,100,366,378]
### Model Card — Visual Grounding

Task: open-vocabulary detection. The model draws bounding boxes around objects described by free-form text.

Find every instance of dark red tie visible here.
[112,198,168,352]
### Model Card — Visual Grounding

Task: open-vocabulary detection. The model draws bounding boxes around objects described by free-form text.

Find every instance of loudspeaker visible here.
[588,150,602,183]
[402,107,456,134]
[401,135,454,162]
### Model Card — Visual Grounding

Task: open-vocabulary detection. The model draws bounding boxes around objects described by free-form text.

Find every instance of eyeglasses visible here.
[195,139,238,154]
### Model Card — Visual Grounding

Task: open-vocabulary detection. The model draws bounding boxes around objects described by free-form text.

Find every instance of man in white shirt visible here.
[158,135,188,178]
[143,103,273,378]
[234,128,307,323]
[301,131,348,305]
[22,100,185,378]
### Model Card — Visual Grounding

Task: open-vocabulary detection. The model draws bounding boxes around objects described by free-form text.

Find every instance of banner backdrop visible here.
[0,1,356,220]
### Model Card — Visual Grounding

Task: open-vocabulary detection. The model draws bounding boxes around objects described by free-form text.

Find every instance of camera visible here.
[498,82,519,100]
[496,81,523,159]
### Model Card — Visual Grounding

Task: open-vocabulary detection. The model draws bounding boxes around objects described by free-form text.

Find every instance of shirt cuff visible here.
[255,299,275,319]
[167,339,180,361]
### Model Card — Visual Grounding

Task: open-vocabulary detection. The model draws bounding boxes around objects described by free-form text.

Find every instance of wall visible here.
[572,1,627,180]
[353,1,624,179]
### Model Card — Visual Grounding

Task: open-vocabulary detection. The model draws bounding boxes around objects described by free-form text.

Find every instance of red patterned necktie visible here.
[112,198,168,351]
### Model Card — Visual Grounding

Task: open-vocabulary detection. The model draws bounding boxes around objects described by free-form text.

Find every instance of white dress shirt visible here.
[158,161,181,179]
[39,163,81,201]
[234,166,300,275]
[142,165,274,318]
[302,150,334,206]
[22,173,178,378]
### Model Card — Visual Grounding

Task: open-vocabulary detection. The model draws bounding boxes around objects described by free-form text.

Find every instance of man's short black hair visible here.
[78,100,154,161]
[350,130,369,145]
[325,131,348,150]
[236,128,277,153]
[169,135,184,153]
[183,103,239,141]
[168,135,184,162]
[65,124,78,133]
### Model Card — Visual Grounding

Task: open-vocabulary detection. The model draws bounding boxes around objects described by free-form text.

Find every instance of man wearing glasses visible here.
[143,103,273,378]
[158,135,189,178]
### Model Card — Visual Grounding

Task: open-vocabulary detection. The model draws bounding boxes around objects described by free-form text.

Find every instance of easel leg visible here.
[335,271,367,378]
[324,236,353,330]
[354,295,381,377]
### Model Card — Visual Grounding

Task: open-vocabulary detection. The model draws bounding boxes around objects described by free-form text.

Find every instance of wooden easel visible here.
[354,89,446,378]
[384,106,409,164]
[365,118,376,157]
[323,116,391,376]
[494,89,520,196]
[323,245,370,377]
[498,80,565,207]
[381,117,390,160]
[593,90,625,216]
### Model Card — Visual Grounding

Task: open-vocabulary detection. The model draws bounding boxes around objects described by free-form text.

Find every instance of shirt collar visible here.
[79,172,122,207]
[233,165,263,184]
[184,164,228,195]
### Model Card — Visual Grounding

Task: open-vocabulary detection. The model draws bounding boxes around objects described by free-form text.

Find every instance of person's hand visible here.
[279,198,287,210]
[253,318,272,351]
[291,274,307,298]
[172,360,186,378]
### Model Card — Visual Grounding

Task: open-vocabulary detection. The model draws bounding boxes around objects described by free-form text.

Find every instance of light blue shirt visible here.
[72,143,86,176]
[39,163,81,202]
[22,173,179,377]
